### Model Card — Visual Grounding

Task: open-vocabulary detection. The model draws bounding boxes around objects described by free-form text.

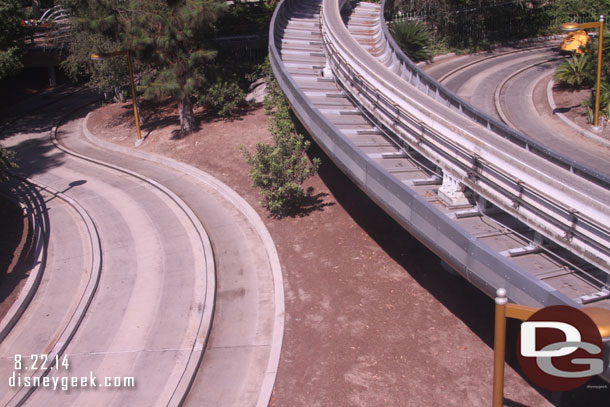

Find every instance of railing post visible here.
[493,288,508,407]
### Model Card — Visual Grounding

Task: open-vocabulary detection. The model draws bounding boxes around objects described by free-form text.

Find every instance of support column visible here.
[438,172,470,207]
[48,66,56,87]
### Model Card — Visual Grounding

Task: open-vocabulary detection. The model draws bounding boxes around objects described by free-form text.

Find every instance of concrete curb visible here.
[494,58,562,128]
[81,112,284,407]
[437,42,558,83]
[43,110,216,407]
[416,35,565,68]
[0,183,47,343]
[4,174,103,407]
[546,78,610,149]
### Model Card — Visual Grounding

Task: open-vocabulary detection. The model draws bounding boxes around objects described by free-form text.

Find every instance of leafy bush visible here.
[242,83,321,216]
[391,20,432,62]
[0,147,17,182]
[582,82,610,124]
[0,0,24,79]
[263,73,284,115]
[199,81,247,117]
[553,54,593,89]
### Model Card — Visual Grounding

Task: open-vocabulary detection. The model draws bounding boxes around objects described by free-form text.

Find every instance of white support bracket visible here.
[438,171,470,207]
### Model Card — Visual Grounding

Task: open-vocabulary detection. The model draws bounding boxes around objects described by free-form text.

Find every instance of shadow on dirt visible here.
[305,134,609,407]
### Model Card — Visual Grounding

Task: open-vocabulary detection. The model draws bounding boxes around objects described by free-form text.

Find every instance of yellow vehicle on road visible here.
[560,29,590,54]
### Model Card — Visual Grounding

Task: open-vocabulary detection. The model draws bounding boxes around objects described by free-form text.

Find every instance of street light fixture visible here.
[560,16,605,131]
[90,51,143,146]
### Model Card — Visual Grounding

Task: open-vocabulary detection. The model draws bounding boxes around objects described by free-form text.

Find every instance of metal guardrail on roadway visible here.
[378,0,610,190]
[269,0,578,308]
[320,0,610,280]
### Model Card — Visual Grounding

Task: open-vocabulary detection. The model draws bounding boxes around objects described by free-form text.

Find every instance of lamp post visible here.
[90,51,143,146]
[560,16,605,131]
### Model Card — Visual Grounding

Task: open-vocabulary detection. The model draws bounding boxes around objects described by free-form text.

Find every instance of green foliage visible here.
[130,1,225,100]
[262,59,284,115]
[199,81,246,117]
[391,20,432,62]
[553,53,593,89]
[0,0,25,79]
[582,82,610,124]
[62,0,226,133]
[390,1,555,52]
[214,1,274,36]
[243,79,321,216]
[548,0,610,27]
[61,31,129,100]
[0,147,17,182]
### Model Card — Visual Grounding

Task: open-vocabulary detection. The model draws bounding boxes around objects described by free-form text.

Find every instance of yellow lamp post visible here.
[492,288,610,407]
[90,51,143,146]
[560,16,605,131]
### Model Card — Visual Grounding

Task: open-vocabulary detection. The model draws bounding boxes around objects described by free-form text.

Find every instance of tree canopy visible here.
[0,0,25,80]
[63,0,225,133]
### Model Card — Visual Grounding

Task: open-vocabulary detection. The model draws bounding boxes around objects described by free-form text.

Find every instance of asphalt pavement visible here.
[0,91,283,406]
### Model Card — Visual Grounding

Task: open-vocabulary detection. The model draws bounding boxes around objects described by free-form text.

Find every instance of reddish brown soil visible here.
[0,196,30,320]
[85,101,607,406]
[552,87,593,130]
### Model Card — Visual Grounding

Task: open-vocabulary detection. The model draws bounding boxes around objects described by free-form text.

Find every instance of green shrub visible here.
[242,84,321,216]
[553,54,593,89]
[263,67,284,116]
[391,20,432,62]
[582,81,610,124]
[0,147,17,182]
[199,81,247,117]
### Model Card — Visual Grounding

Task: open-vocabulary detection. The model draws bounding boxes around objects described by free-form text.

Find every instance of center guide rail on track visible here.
[272,0,610,304]
[321,0,610,282]
[271,0,610,383]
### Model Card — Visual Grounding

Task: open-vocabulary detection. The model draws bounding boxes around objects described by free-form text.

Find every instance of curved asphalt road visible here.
[424,43,610,178]
[0,91,282,406]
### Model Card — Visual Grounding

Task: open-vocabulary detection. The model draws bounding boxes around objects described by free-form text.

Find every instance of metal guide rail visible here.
[376,1,610,189]
[320,0,610,282]
[271,0,610,381]
[270,0,589,309]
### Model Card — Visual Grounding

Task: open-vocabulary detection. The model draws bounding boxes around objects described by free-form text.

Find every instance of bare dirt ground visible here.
[552,86,600,133]
[1,83,607,404]
[0,196,30,321]
[83,99,610,407]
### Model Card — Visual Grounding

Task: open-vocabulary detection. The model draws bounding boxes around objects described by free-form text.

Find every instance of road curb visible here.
[81,112,284,407]
[417,35,565,68]
[546,79,610,149]
[2,174,103,407]
[0,182,47,343]
[44,109,216,407]
[494,58,562,128]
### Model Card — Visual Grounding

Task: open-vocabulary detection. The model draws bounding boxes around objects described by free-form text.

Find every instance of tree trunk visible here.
[178,97,197,134]
[32,1,41,19]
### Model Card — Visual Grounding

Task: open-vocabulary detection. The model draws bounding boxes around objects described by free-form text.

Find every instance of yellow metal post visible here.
[493,288,508,407]
[90,50,143,146]
[594,16,605,130]
[561,16,606,130]
[126,52,143,146]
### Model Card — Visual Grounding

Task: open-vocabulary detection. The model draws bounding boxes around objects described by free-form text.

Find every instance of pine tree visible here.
[128,0,225,133]
[63,0,224,134]
[0,0,25,80]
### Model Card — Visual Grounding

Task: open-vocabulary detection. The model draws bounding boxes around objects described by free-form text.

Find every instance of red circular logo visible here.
[517,306,606,391]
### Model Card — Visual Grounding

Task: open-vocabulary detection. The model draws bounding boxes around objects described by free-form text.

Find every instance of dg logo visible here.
[517,305,609,391]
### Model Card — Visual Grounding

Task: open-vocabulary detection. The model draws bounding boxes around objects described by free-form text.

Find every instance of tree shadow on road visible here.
[0,95,92,181]
[0,179,49,321]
